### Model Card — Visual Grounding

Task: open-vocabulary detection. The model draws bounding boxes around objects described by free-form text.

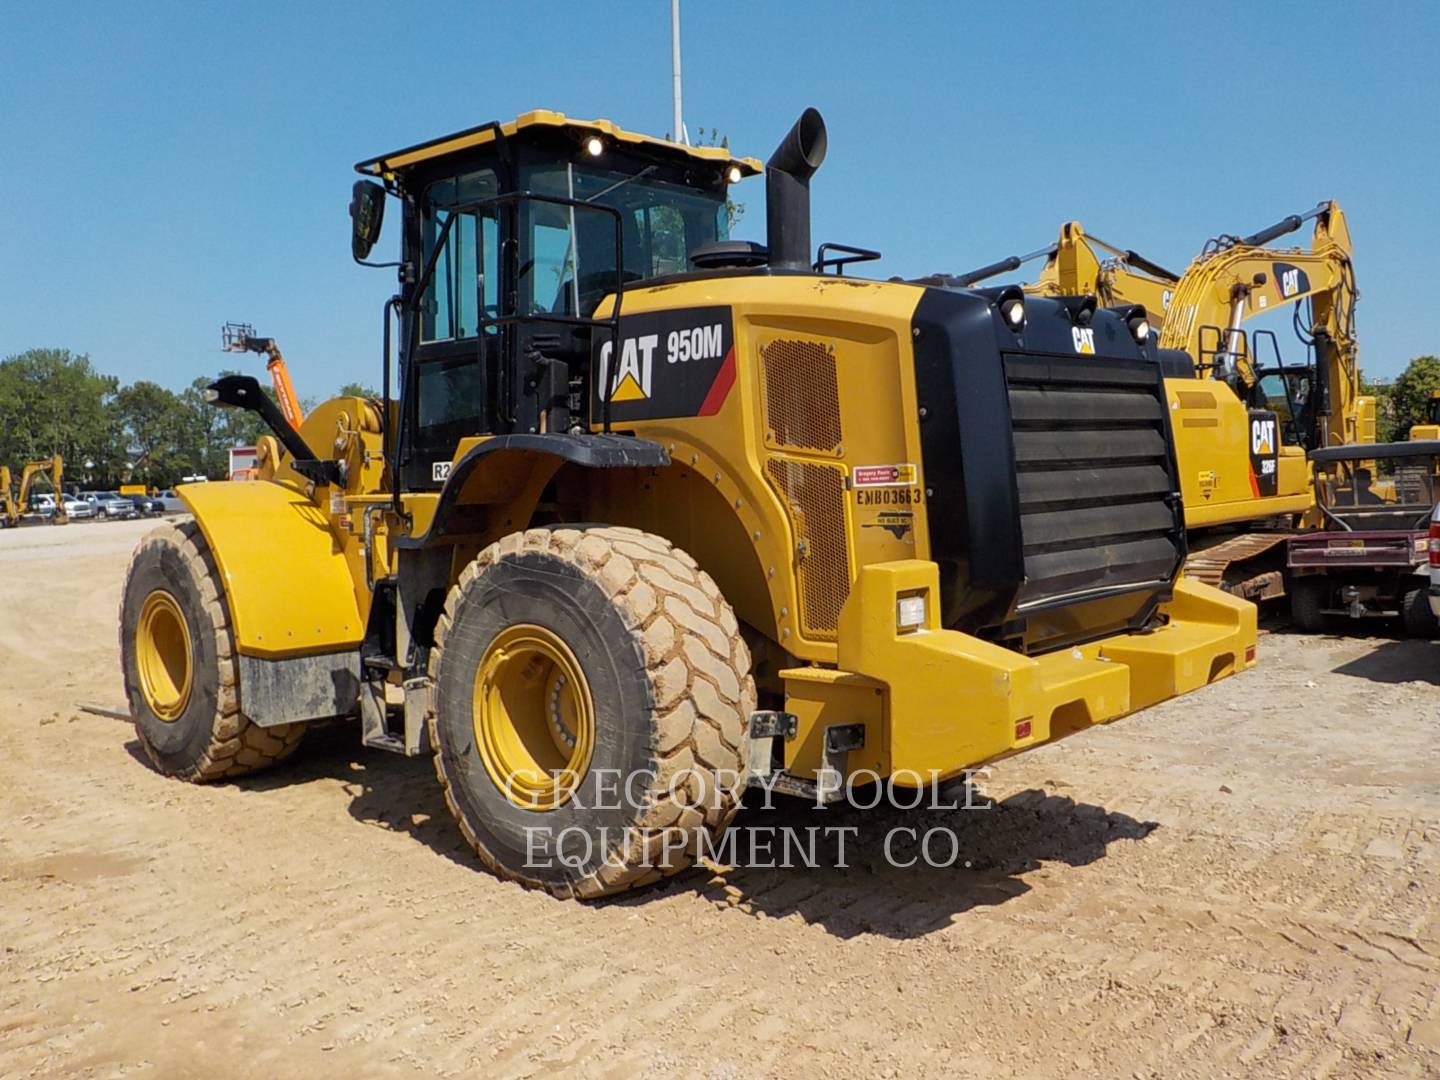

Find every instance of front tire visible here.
[120,521,304,780]
[429,526,754,899]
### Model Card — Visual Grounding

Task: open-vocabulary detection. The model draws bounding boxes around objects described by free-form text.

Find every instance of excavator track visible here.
[1184,533,1289,601]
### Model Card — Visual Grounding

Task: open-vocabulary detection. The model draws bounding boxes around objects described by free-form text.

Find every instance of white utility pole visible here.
[671,0,686,144]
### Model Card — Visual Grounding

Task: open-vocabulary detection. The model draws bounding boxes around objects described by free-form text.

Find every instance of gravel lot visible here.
[3,517,1439,1078]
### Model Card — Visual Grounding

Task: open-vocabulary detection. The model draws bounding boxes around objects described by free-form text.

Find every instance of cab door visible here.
[401,170,502,490]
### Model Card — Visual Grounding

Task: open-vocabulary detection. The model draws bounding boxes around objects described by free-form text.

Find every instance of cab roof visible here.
[355,109,764,179]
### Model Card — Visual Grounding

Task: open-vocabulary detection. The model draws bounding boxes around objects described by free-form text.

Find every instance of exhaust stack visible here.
[766,108,828,271]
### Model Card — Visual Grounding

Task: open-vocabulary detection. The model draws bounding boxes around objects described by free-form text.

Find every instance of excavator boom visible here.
[949,201,1366,599]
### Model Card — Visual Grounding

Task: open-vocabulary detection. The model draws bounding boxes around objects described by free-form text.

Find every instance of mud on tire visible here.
[120,520,304,781]
[429,526,755,899]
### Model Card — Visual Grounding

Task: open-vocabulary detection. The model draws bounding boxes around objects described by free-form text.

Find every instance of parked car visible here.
[63,495,95,519]
[33,493,94,520]
[81,490,140,520]
[153,489,187,513]
[127,493,164,516]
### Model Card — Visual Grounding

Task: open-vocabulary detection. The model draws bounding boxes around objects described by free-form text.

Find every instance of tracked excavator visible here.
[954,203,1366,599]
[1,457,67,527]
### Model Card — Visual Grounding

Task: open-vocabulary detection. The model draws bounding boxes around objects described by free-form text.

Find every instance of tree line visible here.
[0,348,375,489]
[1362,356,1440,442]
[3,345,1437,489]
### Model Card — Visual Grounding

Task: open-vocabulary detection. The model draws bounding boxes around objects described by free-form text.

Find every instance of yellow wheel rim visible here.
[474,624,594,811]
[137,590,193,721]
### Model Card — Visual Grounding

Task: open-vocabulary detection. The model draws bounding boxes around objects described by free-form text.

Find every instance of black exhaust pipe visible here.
[766,108,828,271]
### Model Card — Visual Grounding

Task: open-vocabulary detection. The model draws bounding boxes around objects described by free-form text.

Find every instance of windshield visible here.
[521,162,730,316]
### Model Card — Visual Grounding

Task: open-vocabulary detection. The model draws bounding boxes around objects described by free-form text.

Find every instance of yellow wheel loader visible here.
[956,205,1367,598]
[118,108,1255,899]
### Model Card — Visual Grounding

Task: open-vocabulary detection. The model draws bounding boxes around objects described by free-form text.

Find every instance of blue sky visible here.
[3,1,1437,396]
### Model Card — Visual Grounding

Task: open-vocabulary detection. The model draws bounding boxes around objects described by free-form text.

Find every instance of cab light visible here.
[1000,298,1025,329]
[727,165,743,184]
[585,136,604,156]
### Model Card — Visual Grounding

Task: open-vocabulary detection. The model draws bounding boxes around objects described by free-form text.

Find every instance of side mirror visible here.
[349,180,387,262]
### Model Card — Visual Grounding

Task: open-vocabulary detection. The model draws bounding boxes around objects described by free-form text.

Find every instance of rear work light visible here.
[1429,520,1440,567]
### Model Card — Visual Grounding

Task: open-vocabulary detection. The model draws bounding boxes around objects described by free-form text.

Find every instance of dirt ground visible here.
[2,518,1439,1079]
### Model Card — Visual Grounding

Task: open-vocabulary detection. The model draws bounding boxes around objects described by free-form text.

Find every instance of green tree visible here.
[1388,356,1440,437]
[0,348,120,485]
[337,381,380,399]
[1359,373,1396,443]
[114,381,190,485]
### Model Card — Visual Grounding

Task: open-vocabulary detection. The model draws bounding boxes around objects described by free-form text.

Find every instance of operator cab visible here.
[352,111,761,488]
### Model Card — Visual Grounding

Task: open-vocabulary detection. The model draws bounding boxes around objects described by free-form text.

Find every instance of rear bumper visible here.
[781,561,1256,784]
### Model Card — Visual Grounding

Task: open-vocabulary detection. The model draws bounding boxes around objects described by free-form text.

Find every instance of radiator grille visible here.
[1005,353,1183,610]
[760,339,843,454]
[766,457,850,637]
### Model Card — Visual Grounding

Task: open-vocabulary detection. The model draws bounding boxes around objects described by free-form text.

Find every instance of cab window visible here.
[420,170,500,342]
[522,161,729,316]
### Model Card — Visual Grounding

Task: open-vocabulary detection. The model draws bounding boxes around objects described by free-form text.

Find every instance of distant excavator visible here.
[1,456,66,527]
[955,202,1367,598]
[222,323,305,430]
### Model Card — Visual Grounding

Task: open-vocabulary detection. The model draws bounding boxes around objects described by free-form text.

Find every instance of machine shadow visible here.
[611,787,1158,939]
[210,722,485,872]
[1332,639,1440,685]
[128,724,1157,930]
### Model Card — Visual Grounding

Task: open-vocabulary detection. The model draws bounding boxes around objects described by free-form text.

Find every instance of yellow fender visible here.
[179,480,363,659]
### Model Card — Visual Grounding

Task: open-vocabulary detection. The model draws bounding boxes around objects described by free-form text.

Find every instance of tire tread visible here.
[427,525,754,899]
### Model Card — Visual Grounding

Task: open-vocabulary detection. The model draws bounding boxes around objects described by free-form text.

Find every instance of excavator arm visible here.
[1158,202,1359,448]
[1031,221,1181,317]
[952,222,1181,321]
[0,466,13,526]
[12,457,66,524]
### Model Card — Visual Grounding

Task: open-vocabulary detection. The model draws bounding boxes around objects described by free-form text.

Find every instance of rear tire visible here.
[120,520,304,780]
[429,526,754,899]
[1402,584,1438,638]
[1289,577,1329,633]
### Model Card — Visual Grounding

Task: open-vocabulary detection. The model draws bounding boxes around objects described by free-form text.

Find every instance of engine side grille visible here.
[1004,353,1183,611]
[760,339,843,454]
[765,457,849,637]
